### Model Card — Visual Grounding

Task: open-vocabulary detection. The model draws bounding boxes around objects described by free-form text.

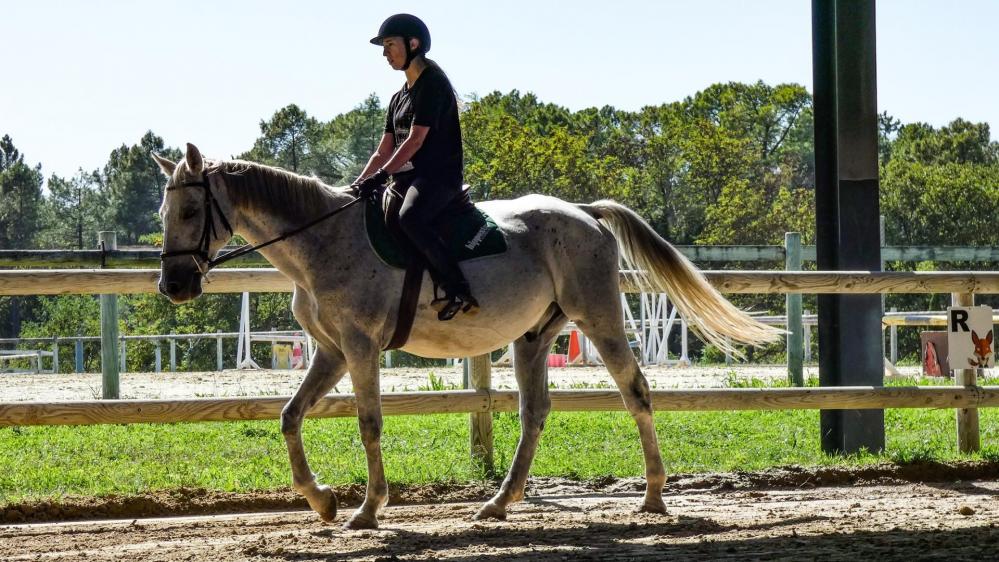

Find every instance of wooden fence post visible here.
[952,292,980,453]
[465,354,494,472]
[98,231,120,399]
[785,232,804,386]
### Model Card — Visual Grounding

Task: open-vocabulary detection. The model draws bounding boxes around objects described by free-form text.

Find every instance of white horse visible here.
[154,144,780,529]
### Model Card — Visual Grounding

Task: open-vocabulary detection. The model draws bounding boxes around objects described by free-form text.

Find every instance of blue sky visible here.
[2,0,997,182]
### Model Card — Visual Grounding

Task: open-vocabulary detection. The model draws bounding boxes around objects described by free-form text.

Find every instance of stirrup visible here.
[437,293,479,321]
[430,296,450,313]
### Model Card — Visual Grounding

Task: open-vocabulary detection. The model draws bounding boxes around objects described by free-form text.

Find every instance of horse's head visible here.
[152,143,234,303]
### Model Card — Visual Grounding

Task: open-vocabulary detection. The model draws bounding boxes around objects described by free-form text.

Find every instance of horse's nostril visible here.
[166,281,181,294]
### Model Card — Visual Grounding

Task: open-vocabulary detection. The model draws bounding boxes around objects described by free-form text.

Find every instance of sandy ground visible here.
[0,364,927,403]
[2,468,998,561]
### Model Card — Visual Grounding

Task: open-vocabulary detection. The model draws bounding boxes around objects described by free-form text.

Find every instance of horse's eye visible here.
[180,207,199,220]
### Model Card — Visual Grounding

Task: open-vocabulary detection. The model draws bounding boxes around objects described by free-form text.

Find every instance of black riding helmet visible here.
[370,13,431,71]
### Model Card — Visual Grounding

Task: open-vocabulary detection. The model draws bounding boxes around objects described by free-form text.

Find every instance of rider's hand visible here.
[349,176,363,195]
[357,168,389,200]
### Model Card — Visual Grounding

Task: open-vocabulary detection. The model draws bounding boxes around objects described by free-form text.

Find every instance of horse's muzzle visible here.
[158,271,203,303]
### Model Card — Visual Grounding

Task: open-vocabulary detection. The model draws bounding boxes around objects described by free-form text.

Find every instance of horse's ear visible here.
[151,152,177,177]
[185,143,204,174]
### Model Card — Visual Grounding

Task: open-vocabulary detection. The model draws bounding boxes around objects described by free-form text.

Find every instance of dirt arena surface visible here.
[2,465,999,561]
[0,363,920,403]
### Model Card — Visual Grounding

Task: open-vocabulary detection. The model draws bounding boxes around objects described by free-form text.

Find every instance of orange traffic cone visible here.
[568,330,582,364]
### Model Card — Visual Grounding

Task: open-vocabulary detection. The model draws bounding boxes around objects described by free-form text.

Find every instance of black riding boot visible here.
[398,202,479,321]
[432,276,479,321]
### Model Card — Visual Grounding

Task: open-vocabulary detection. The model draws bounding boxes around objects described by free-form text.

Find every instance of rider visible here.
[354,13,478,321]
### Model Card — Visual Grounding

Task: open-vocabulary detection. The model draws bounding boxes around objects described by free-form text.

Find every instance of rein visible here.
[159,171,364,272]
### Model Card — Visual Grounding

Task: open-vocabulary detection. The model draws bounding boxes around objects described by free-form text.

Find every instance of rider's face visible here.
[381,36,415,70]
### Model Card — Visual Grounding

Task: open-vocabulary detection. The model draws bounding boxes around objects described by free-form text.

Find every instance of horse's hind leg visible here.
[572,300,668,514]
[475,305,567,521]
[281,346,349,523]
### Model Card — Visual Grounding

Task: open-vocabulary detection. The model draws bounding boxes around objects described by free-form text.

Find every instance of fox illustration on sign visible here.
[948,306,996,370]
[969,330,994,368]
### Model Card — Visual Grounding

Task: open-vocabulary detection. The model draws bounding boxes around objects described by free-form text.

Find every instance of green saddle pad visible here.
[364,200,507,269]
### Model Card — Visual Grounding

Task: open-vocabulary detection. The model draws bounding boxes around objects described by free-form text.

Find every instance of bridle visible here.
[159,170,364,273]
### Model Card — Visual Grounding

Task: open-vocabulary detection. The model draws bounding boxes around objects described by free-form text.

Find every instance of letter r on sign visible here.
[951,309,970,332]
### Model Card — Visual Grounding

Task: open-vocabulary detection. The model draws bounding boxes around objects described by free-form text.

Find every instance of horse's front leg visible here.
[342,336,388,530]
[281,345,349,522]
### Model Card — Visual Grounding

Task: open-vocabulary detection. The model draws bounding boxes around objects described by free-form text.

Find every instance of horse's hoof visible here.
[308,485,338,523]
[344,510,379,530]
[473,501,507,521]
[637,498,668,515]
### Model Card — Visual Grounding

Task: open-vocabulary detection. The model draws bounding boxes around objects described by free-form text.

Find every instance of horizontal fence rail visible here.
[5,268,999,296]
[5,245,999,267]
[2,387,999,427]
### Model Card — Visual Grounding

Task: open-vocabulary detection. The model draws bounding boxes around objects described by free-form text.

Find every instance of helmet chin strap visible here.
[401,37,420,70]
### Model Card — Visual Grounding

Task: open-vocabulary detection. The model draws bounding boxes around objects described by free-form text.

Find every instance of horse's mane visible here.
[210,160,345,216]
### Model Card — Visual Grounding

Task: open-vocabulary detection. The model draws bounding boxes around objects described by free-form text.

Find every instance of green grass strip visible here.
[3,406,999,504]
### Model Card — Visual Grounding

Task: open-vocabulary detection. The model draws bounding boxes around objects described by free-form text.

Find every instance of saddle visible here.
[365,185,507,349]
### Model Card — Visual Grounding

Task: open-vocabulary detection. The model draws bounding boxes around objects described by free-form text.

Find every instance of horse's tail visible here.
[578,199,783,357]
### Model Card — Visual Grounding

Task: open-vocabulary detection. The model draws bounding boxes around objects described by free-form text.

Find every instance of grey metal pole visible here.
[786,232,804,386]
[216,330,223,371]
[170,339,177,371]
[813,0,885,454]
[75,338,84,373]
[889,306,898,364]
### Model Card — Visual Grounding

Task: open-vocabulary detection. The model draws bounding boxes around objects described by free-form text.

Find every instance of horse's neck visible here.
[223,173,358,285]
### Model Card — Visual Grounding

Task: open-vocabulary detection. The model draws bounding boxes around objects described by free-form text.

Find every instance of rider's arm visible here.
[355,133,396,181]
[380,126,429,174]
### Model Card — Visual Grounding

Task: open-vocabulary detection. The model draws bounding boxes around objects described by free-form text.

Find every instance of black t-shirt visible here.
[384,65,463,185]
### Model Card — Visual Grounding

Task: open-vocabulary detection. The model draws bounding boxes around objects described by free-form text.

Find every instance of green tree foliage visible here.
[0,135,44,248]
[882,161,999,247]
[323,93,387,182]
[461,91,630,207]
[879,119,999,359]
[240,104,341,183]
[102,131,181,244]
[0,135,45,338]
[685,82,815,245]
[892,119,999,166]
[38,169,103,249]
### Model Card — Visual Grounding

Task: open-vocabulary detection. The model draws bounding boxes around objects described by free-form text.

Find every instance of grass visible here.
[3,402,999,504]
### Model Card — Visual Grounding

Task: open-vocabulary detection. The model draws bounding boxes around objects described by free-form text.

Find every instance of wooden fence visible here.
[2,266,998,467]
